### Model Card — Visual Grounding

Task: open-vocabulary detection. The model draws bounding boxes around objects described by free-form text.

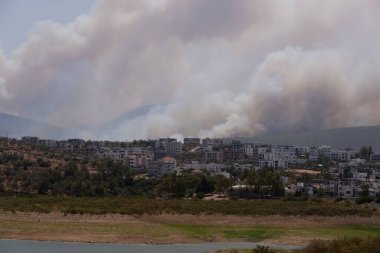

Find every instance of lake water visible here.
[0,239,301,253]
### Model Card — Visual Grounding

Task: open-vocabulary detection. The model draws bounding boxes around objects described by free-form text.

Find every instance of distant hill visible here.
[0,113,69,139]
[242,125,380,151]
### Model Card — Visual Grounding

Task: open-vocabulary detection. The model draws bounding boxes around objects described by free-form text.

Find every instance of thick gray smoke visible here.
[1,0,380,140]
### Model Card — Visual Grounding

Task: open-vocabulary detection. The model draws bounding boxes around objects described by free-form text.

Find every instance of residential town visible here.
[4,135,378,200]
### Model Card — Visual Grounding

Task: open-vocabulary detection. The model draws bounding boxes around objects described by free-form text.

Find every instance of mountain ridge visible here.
[0,113,69,139]
[243,125,380,151]
[2,112,380,150]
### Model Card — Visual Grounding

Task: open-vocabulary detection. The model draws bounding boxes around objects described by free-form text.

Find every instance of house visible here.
[328,180,360,198]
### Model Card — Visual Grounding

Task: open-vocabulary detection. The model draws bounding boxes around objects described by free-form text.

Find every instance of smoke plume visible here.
[1,0,380,140]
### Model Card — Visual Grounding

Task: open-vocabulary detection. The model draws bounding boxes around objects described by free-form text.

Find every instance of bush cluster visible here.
[0,195,376,216]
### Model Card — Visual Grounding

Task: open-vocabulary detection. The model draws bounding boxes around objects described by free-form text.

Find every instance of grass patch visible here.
[1,214,380,244]
[165,224,282,241]
[224,228,277,241]
[311,224,380,238]
[165,224,217,240]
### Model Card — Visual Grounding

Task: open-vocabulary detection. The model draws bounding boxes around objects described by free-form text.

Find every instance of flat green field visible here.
[165,223,380,242]
[0,196,379,245]
[1,211,380,245]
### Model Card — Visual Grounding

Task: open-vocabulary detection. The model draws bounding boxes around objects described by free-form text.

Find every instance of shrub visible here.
[356,196,375,204]
[252,245,276,253]
[334,197,345,203]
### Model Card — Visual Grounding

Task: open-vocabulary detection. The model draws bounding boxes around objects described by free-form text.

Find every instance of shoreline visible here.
[0,238,300,249]
[0,239,304,253]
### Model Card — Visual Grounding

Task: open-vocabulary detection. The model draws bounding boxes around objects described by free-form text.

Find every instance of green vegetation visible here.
[0,139,305,200]
[165,224,279,241]
[224,228,278,241]
[155,173,216,198]
[233,169,285,198]
[0,195,377,216]
[2,213,380,246]
[0,141,289,199]
[0,152,231,198]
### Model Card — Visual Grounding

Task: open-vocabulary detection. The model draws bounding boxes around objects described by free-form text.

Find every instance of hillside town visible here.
[0,135,377,201]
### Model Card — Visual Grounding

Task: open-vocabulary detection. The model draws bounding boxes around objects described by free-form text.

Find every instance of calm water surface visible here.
[0,239,301,253]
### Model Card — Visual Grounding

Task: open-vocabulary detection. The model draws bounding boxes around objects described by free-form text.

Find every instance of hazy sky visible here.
[1,0,380,140]
[0,0,95,54]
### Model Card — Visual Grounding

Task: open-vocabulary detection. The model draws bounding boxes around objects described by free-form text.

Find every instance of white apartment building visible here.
[112,147,127,160]
[160,139,183,156]
[329,150,351,162]
[257,146,291,169]
[183,161,225,172]
[259,159,288,169]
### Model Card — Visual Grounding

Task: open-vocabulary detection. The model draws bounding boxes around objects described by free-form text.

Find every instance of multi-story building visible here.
[335,180,360,197]
[126,154,151,168]
[205,151,223,162]
[67,139,85,148]
[370,153,380,162]
[148,157,177,176]
[184,138,201,146]
[329,150,351,162]
[257,146,290,169]
[201,138,223,148]
[21,136,39,145]
[40,139,57,147]
[223,148,244,161]
[243,143,255,158]
[259,159,288,169]
[159,138,183,156]
[162,141,183,156]
[294,146,309,156]
[242,143,262,159]
[112,147,126,160]
[182,161,225,172]
[97,147,113,159]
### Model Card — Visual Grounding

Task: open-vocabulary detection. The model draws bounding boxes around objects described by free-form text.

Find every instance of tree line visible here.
[0,155,287,198]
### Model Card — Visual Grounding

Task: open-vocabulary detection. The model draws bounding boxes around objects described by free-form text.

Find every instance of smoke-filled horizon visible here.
[1,0,380,140]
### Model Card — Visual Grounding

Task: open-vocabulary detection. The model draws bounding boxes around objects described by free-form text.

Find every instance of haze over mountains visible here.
[0,113,69,139]
[246,125,380,151]
[2,112,380,151]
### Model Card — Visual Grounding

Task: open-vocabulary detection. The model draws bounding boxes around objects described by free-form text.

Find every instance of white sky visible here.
[0,0,96,54]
